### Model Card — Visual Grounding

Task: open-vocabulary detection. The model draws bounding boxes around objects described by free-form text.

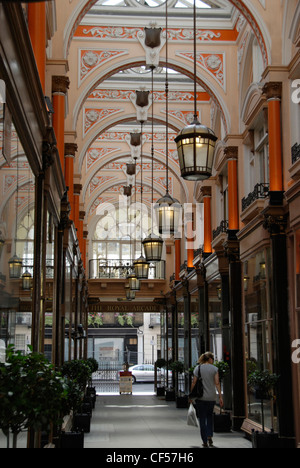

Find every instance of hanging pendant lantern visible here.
[133,255,149,280]
[155,1,181,238]
[155,192,181,236]
[175,0,217,181]
[9,254,22,279]
[125,286,136,301]
[175,119,217,181]
[128,273,140,291]
[142,234,164,262]
[22,269,32,290]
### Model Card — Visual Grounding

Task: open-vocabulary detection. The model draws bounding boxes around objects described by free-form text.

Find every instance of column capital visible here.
[223,238,240,263]
[224,146,238,160]
[74,183,82,196]
[262,82,282,100]
[64,142,78,157]
[52,75,70,94]
[263,211,288,236]
[201,185,212,198]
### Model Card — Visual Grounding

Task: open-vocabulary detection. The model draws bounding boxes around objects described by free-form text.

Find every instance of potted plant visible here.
[0,345,70,448]
[246,359,257,414]
[155,358,167,396]
[214,360,231,432]
[85,358,98,408]
[247,369,280,448]
[59,378,85,448]
[169,361,188,408]
[165,361,176,401]
[61,359,94,433]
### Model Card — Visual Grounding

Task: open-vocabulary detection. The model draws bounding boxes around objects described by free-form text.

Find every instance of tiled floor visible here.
[0,392,252,449]
[84,393,252,449]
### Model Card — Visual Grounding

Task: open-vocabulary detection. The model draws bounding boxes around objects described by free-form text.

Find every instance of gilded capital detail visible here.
[52,75,70,94]
[64,142,78,157]
[224,146,238,160]
[262,82,282,100]
[201,186,212,198]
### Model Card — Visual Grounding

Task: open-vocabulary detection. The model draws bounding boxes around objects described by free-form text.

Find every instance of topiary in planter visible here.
[248,369,279,431]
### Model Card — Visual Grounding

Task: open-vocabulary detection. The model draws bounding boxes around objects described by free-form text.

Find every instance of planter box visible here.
[86,388,96,408]
[214,413,232,433]
[252,430,279,449]
[73,413,91,433]
[156,387,165,397]
[165,389,176,401]
[82,397,93,414]
[60,431,84,449]
[176,395,189,408]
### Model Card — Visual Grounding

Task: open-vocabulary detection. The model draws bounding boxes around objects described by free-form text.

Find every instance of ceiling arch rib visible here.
[85,179,167,219]
[84,151,180,181]
[73,58,229,141]
[64,0,270,67]
[82,151,187,202]
[78,115,181,173]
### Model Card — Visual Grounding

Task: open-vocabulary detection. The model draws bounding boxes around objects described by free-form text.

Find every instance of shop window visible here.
[0,90,36,352]
[244,248,276,431]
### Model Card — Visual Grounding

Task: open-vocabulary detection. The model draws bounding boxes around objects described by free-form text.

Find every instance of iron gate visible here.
[92,362,121,394]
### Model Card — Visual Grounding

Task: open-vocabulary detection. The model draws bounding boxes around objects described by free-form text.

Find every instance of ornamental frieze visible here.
[75,25,237,43]
[90,196,115,215]
[176,51,225,89]
[88,89,210,102]
[95,131,177,143]
[80,49,129,83]
[86,147,119,170]
[89,175,116,195]
[84,108,124,135]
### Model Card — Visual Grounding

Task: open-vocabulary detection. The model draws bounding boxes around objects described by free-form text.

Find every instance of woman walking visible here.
[190,352,223,448]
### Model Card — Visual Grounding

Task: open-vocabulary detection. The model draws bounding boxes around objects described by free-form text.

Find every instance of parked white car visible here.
[127,364,172,383]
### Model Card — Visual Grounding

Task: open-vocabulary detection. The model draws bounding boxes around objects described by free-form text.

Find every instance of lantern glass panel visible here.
[134,256,149,280]
[9,255,22,279]
[128,274,140,291]
[126,288,136,300]
[175,123,217,181]
[155,198,181,236]
[22,271,32,290]
[143,236,163,262]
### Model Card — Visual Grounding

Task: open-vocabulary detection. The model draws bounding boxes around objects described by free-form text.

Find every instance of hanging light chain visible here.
[165,0,169,194]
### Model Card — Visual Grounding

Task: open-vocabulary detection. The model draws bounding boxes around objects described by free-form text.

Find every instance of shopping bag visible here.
[187,403,199,427]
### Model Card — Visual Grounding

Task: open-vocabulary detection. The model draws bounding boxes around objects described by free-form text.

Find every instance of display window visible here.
[0,84,36,357]
[243,248,276,431]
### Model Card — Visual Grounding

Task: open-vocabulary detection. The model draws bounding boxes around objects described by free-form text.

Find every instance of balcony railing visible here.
[89,259,166,280]
[18,258,54,279]
[242,183,269,212]
[213,220,228,240]
[292,143,300,164]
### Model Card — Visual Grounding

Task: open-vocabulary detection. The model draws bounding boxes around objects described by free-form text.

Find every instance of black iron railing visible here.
[213,220,228,240]
[292,143,300,164]
[89,259,166,280]
[20,257,54,278]
[193,247,203,258]
[242,183,269,212]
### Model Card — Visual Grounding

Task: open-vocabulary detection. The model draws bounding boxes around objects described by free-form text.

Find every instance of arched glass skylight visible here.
[92,0,215,9]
